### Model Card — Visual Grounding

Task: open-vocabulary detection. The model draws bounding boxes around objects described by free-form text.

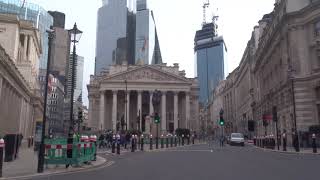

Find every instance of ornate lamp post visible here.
[37,27,55,173]
[68,23,82,137]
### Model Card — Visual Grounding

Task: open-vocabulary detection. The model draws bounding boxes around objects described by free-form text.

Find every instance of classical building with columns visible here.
[87,63,199,135]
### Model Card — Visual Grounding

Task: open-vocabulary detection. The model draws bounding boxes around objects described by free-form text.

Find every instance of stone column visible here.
[137,90,142,131]
[146,91,153,135]
[100,91,105,130]
[161,91,167,133]
[185,92,190,129]
[174,91,179,131]
[149,91,154,116]
[22,35,28,61]
[125,91,130,130]
[112,90,118,131]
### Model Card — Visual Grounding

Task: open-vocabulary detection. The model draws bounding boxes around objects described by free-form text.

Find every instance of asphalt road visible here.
[25,143,320,180]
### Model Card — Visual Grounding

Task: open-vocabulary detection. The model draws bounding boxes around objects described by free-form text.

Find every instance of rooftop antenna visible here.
[202,0,210,25]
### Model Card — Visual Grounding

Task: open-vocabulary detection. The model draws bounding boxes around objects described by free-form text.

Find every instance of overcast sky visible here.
[31,0,274,106]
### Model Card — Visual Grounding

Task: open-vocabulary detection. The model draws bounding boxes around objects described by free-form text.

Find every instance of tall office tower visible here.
[95,0,162,75]
[75,56,84,103]
[0,0,53,70]
[95,0,136,75]
[48,11,70,84]
[194,17,227,106]
[135,0,162,65]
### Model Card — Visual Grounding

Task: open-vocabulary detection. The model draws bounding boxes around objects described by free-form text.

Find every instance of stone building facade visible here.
[209,0,320,144]
[0,44,43,139]
[87,63,199,135]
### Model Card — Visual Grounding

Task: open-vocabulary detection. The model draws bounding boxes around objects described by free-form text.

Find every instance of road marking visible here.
[4,161,115,180]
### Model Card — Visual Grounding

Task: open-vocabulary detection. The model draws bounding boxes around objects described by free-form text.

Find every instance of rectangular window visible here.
[316,87,320,100]
[318,104,320,124]
[315,21,320,37]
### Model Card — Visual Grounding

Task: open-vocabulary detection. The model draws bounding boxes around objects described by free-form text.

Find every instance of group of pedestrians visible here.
[98,131,136,150]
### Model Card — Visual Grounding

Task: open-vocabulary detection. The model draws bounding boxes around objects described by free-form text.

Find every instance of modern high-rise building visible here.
[135,0,162,65]
[194,21,227,106]
[75,55,84,103]
[48,11,70,84]
[95,0,162,75]
[0,0,53,70]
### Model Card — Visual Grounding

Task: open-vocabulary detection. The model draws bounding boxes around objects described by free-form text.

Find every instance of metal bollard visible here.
[112,135,116,153]
[141,135,144,151]
[187,135,190,145]
[161,135,164,148]
[150,135,153,150]
[116,134,120,155]
[131,135,135,152]
[282,133,287,151]
[166,136,169,148]
[0,138,4,178]
[312,134,317,153]
[156,136,159,149]
[192,135,195,145]
[170,136,173,147]
[178,137,181,146]
[175,135,177,147]
[182,135,185,146]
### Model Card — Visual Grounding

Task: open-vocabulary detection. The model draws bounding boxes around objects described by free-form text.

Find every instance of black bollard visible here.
[156,137,159,149]
[178,137,181,146]
[170,137,173,147]
[312,134,317,153]
[192,135,195,145]
[282,133,287,151]
[150,136,153,150]
[117,142,120,155]
[141,136,144,151]
[161,136,164,148]
[175,136,177,147]
[166,137,169,148]
[182,136,185,146]
[0,138,4,178]
[187,136,190,145]
[131,135,135,152]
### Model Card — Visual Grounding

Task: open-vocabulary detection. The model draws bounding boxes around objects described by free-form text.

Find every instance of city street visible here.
[24,143,320,180]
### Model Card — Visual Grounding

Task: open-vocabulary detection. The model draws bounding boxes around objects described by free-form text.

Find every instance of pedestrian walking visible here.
[219,135,224,147]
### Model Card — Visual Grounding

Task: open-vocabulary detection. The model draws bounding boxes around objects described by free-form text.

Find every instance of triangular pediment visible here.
[102,65,190,83]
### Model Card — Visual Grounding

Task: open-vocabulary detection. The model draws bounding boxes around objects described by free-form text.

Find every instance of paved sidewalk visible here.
[1,147,107,179]
[251,144,320,155]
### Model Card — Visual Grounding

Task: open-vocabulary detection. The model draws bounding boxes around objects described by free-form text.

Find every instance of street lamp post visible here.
[37,27,55,173]
[68,23,83,137]
[288,65,300,152]
[124,79,128,131]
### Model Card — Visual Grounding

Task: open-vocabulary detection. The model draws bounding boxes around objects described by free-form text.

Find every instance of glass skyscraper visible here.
[0,0,53,70]
[135,0,162,65]
[95,0,162,75]
[194,22,227,105]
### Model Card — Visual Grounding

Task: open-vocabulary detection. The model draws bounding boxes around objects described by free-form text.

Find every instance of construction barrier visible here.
[44,135,97,166]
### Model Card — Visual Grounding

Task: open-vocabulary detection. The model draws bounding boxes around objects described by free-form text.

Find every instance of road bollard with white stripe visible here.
[312,134,317,153]
[116,134,121,155]
[112,135,116,153]
[140,135,144,151]
[150,135,153,150]
[0,138,5,178]
[174,135,177,147]
[166,135,169,148]
[131,135,135,152]
[161,135,164,148]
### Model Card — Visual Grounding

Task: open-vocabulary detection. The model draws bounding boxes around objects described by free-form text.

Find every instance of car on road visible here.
[230,133,245,146]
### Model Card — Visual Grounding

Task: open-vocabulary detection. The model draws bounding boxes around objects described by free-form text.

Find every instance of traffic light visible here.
[154,113,160,124]
[219,109,224,126]
[219,117,225,126]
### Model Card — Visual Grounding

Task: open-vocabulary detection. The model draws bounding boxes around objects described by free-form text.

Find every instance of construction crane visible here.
[202,0,210,25]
